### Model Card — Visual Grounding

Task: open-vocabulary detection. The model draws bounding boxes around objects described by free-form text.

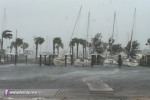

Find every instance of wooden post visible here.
[15,54,17,65]
[49,55,51,66]
[0,55,1,63]
[65,55,67,67]
[44,55,46,65]
[71,54,73,65]
[26,55,27,65]
[40,55,42,66]
[52,54,55,65]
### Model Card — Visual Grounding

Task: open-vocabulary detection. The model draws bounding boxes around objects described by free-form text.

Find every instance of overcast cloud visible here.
[0,0,150,53]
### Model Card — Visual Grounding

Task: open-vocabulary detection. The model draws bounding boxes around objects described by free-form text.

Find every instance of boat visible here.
[123,57,138,66]
[74,58,91,67]
[104,57,118,65]
[122,8,139,67]
[74,12,91,67]
[53,53,71,66]
[103,12,118,65]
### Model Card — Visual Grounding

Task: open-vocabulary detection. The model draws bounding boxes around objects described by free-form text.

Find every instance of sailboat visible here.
[74,12,91,67]
[53,53,71,66]
[122,8,139,67]
[53,6,82,66]
[104,12,118,65]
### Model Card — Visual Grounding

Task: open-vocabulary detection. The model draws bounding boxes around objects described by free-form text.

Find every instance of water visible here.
[1,64,150,99]
[0,64,119,81]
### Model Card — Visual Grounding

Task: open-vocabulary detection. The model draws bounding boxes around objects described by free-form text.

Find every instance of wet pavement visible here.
[0,64,150,99]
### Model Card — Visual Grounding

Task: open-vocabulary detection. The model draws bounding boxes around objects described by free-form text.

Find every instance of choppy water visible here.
[0,64,120,81]
[1,64,150,99]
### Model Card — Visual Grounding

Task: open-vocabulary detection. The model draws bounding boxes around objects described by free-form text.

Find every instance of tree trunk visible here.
[85,46,86,58]
[36,44,38,59]
[83,46,84,59]
[1,37,3,50]
[16,44,18,55]
[72,45,74,55]
[77,43,79,59]
[53,42,55,55]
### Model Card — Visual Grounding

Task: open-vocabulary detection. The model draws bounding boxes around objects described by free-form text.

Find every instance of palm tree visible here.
[72,38,79,58]
[92,33,103,53]
[10,41,16,53]
[53,37,62,55]
[34,37,45,59]
[55,43,63,55]
[125,40,140,53]
[1,30,12,50]
[21,42,29,54]
[79,38,86,58]
[15,38,23,54]
[146,38,150,46]
[70,39,75,55]
[111,44,123,54]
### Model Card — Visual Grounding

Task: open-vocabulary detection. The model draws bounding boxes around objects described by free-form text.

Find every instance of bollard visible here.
[91,55,96,67]
[26,55,27,65]
[40,55,42,66]
[52,54,55,65]
[71,54,73,65]
[0,55,2,63]
[65,55,67,67]
[15,54,17,65]
[49,55,51,66]
[44,55,46,65]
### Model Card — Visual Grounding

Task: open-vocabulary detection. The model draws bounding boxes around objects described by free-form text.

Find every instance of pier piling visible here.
[40,55,42,66]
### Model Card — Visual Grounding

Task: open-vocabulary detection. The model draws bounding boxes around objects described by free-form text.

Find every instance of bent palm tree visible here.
[34,37,45,59]
[147,38,150,46]
[79,38,86,58]
[72,38,79,58]
[53,37,62,55]
[21,42,29,54]
[1,30,12,50]
[55,43,63,55]
[10,41,16,53]
[70,39,75,56]
[15,38,23,54]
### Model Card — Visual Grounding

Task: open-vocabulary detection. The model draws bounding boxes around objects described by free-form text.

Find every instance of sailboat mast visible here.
[70,6,82,40]
[111,12,116,53]
[112,12,116,39]
[86,12,90,46]
[130,8,136,52]
[85,12,90,58]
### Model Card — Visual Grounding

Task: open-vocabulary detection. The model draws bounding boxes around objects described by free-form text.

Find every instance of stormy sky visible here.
[0,0,150,53]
